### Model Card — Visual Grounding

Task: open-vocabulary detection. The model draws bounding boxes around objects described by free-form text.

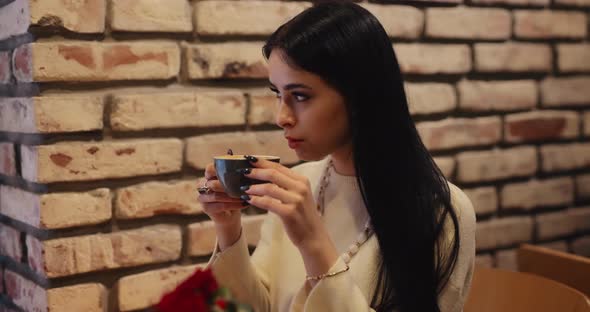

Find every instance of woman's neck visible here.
[330,144,355,176]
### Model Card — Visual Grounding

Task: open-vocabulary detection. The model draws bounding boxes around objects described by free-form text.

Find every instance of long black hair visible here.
[263,2,460,311]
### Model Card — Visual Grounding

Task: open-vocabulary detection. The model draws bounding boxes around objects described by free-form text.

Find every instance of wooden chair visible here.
[464,267,590,312]
[517,243,590,297]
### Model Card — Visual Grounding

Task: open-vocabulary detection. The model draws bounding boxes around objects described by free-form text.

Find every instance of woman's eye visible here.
[293,93,309,102]
[269,88,308,102]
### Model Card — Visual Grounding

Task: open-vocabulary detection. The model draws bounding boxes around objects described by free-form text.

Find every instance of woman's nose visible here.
[275,101,296,129]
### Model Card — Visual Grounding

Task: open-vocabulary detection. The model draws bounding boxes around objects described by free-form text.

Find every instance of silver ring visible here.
[197,179,214,195]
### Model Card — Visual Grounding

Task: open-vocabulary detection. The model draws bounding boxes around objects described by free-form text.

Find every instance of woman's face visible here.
[268,49,352,161]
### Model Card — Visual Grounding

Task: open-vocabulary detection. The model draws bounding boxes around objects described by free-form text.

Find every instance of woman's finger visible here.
[243,168,305,194]
[243,183,301,204]
[205,163,217,180]
[202,202,248,214]
[198,191,243,203]
[243,194,292,217]
[246,156,306,182]
[197,178,226,193]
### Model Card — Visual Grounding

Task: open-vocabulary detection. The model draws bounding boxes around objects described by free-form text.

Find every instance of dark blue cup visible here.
[214,155,281,198]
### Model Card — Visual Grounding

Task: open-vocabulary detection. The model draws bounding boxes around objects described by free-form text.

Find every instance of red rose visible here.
[215,299,228,310]
[156,268,219,312]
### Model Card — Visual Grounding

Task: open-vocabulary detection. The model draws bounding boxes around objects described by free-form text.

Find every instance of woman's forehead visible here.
[268,52,321,89]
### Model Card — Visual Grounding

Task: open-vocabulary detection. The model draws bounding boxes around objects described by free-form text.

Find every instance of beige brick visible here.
[0,142,16,176]
[555,0,590,6]
[185,130,298,170]
[33,41,180,82]
[30,0,105,33]
[463,187,497,216]
[118,264,204,311]
[504,110,579,143]
[0,96,104,133]
[27,235,44,274]
[557,44,590,73]
[37,225,181,278]
[0,186,39,230]
[184,42,266,79]
[541,143,590,172]
[541,77,590,107]
[111,90,246,131]
[496,249,518,271]
[501,177,574,210]
[0,0,30,40]
[568,207,590,234]
[471,0,548,5]
[475,43,552,73]
[4,271,47,312]
[571,236,590,257]
[361,4,423,39]
[48,284,106,312]
[585,111,590,137]
[476,217,533,250]
[426,7,511,40]
[395,44,471,75]
[475,254,494,268]
[433,156,456,179]
[110,0,192,32]
[457,147,537,183]
[536,211,576,240]
[248,89,278,126]
[538,241,568,252]
[458,80,537,112]
[514,10,587,39]
[187,220,216,256]
[42,189,112,229]
[417,117,502,151]
[195,1,311,36]
[406,83,457,115]
[21,139,183,183]
[116,180,202,219]
[0,224,22,261]
[576,174,590,200]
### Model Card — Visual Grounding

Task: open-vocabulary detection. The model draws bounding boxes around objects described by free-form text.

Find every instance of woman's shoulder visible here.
[446,182,476,231]
[440,182,477,309]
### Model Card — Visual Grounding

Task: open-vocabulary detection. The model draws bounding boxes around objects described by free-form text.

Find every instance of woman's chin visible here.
[295,150,328,162]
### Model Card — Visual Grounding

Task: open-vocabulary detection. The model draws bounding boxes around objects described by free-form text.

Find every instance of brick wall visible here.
[0,0,589,311]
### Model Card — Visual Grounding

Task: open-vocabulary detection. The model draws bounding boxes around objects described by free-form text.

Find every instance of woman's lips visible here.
[286,138,303,149]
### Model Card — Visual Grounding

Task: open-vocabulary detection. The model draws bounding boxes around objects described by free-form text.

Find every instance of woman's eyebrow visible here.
[269,81,312,90]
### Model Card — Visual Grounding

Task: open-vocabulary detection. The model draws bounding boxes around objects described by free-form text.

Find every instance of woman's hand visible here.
[240,156,340,282]
[197,163,249,250]
[243,156,337,257]
[240,156,325,248]
[197,163,247,226]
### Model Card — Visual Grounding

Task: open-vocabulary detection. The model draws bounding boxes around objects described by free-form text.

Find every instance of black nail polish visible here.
[238,168,251,175]
[242,201,250,206]
[240,185,250,191]
[240,194,250,201]
[245,155,258,163]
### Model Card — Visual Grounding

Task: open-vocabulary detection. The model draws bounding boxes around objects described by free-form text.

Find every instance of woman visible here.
[197,2,476,311]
